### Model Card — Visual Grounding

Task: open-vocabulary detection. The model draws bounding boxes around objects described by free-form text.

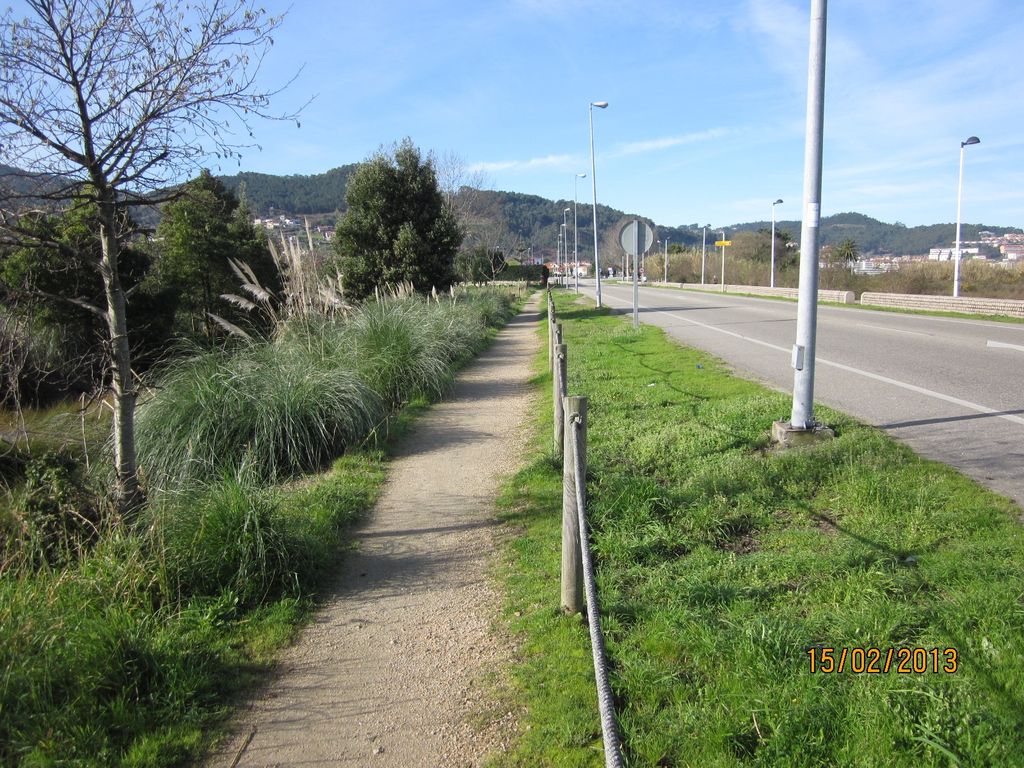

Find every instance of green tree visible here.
[834,237,860,264]
[0,0,299,517]
[334,139,462,300]
[455,246,505,284]
[0,201,174,398]
[154,170,278,341]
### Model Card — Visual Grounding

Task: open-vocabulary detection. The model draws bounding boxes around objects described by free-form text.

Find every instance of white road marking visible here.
[987,340,1024,353]
[602,293,1024,428]
[857,323,932,337]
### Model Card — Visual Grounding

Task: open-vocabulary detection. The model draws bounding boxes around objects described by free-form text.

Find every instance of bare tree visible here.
[0,0,303,517]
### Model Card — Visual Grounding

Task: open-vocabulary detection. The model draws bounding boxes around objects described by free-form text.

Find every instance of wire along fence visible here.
[546,289,624,768]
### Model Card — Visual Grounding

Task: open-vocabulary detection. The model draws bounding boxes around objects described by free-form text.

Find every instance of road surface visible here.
[578,279,1024,508]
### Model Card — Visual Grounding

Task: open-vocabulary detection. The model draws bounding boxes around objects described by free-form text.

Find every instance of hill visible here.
[216,165,358,216]
[1,162,993,259]
[208,168,1021,258]
[727,211,1021,256]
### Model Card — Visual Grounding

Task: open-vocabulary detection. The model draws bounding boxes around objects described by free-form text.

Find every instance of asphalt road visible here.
[574,279,1024,508]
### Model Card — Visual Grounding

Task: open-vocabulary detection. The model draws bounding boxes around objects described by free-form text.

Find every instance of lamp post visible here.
[562,207,571,288]
[771,198,783,288]
[589,101,608,305]
[701,224,709,285]
[663,237,670,283]
[556,229,562,287]
[953,136,980,298]
[574,172,586,293]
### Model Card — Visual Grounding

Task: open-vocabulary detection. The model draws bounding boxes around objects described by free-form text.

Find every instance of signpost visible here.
[716,234,731,292]
[619,220,655,329]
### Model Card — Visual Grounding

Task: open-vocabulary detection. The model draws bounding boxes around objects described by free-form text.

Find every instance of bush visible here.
[11,449,100,569]
[135,290,515,493]
[135,338,381,492]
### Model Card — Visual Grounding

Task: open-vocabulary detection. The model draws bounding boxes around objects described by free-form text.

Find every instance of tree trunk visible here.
[97,199,143,519]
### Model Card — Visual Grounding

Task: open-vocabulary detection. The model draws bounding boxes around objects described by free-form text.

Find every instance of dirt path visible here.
[210,297,540,767]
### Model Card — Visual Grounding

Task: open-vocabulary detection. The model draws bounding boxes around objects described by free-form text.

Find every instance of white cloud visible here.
[468,154,577,174]
[613,128,734,157]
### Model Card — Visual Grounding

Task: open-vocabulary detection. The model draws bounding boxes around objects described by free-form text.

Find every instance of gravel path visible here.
[210,297,540,767]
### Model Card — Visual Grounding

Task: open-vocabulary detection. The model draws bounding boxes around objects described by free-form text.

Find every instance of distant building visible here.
[929,247,978,261]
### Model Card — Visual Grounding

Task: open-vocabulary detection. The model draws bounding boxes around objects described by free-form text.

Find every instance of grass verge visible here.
[493,292,1024,766]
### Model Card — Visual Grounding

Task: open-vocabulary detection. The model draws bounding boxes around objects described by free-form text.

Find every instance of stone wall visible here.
[859,292,1024,318]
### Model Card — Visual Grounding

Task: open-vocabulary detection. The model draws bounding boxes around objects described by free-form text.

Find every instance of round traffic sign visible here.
[619,220,655,256]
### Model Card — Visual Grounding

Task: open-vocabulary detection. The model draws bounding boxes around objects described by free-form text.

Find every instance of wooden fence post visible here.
[553,342,567,458]
[547,296,555,370]
[561,395,587,614]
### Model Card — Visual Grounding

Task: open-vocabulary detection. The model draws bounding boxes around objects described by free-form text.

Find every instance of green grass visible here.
[0,451,384,766]
[494,292,1024,766]
[0,286,524,766]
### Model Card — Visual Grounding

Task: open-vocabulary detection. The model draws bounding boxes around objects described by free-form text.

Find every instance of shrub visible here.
[135,338,381,492]
[153,467,294,607]
[12,449,100,569]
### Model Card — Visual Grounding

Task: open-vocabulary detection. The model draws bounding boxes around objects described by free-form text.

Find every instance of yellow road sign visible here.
[715,240,732,247]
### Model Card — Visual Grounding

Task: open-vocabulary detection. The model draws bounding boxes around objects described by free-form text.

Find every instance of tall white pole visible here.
[953,145,965,297]
[771,199,782,288]
[790,0,828,430]
[574,173,585,293]
[632,221,640,329]
[701,225,707,285]
[563,208,570,288]
[953,137,979,297]
[663,237,669,283]
[556,229,562,288]
[589,101,608,306]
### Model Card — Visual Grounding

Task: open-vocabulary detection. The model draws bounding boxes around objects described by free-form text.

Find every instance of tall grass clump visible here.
[136,288,517,493]
[135,336,381,492]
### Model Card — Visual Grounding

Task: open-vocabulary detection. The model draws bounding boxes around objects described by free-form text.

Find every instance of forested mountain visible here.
[215,165,358,215]
[728,212,1022,256]
[202,169,1022,257]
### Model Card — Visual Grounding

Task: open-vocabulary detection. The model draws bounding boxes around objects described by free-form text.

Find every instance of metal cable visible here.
[571,415,625,768]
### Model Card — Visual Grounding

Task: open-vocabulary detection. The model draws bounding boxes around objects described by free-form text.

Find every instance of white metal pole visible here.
[954,144,965,297]
[701,225,707,285]
[770,200,780,288]
[632,221,640,329]
[952,137,978,296]
[558,229,563,288]
[563,208,570,288]
[663,237,669,283]
[574,173,585,293]
[589,102,607,306]
[790,0,828,430]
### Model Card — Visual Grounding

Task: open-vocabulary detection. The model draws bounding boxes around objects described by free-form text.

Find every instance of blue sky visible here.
[40,0,1024,230]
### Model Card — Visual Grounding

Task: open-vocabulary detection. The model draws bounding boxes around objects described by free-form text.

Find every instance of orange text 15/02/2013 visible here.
[807,647,958,674]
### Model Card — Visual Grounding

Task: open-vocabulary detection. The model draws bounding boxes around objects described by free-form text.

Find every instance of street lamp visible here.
[563,207,571,288]
[574,172,586,293]
[556,229,562,287]
[701,224,709,284]
[953,136,980,298]
[589,101,608,305]
[771,198,784,288]
[663,237,670,283]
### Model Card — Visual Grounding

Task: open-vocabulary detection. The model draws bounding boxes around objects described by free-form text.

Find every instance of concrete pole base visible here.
[771,420,836,448]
